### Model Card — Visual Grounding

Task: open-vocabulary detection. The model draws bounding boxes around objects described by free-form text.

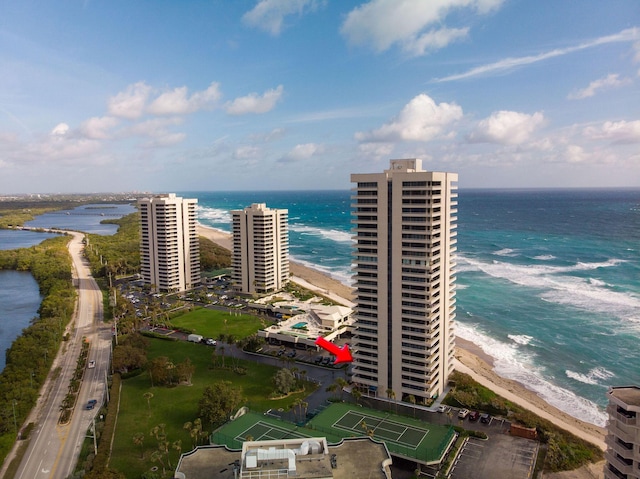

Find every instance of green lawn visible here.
[169,307,268,339]
[110,338,315,478]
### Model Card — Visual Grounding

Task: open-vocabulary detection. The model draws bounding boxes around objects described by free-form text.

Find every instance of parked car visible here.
[85,399,98,410]
[437,405,451,413]
[458,408,470,419]
[480,413,491,423]
[87,360,96,369]
[469,411,480,421]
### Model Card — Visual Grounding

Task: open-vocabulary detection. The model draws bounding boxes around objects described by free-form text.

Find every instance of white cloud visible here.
[233,145,261,160]
[583,120,640,143]
[564,145,587,163]
[50,123,70,136]
[242,0,323,36]
[404,27,469,56]
[107,82,151,119]
[341,0,504,56]
[435,27,640,82]
[468,110,545,145]
[279,142,323,163]
[568,73,631,100]
[147,82,221,115]
[357,142,395,160]
[79,116,119,140]
[355,94,462,142]
[123,117,185,139]
[225,85,284,115]
[142,132,186,148]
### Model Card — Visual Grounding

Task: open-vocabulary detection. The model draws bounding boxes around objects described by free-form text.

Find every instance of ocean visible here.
[189,188,640,427]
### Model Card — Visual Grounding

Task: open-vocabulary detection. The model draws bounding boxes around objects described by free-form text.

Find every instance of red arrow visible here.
[315,337,353,364]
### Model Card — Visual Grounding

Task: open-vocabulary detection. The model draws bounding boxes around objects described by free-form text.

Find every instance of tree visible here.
[133,432,145,458]
[147,356,175,386]
[112,344,147,373]
[407,394,416,418]
[273,368,296,395]
[352,388,362,406]
[198,382,244,429]
[143,392,154,416]
[176,358,195,385]
[386,388,396,413]
[329,377,348,401]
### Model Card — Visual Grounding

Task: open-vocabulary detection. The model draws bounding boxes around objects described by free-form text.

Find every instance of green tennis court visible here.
[332,410,428,448]
[306,402,456,464]
[235,420,309,442]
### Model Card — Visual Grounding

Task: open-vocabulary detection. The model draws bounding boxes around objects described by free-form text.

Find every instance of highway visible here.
[9,231,113,479]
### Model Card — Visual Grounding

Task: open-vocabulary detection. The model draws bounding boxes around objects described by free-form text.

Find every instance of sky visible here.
[1,0,639,193]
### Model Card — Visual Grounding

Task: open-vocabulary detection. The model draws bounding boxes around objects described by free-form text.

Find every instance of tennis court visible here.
[235,420,309,442]
[307,402,456,464]
[332,409,428,449]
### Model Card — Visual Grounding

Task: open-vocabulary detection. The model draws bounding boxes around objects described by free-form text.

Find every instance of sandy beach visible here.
[197,223,606,452]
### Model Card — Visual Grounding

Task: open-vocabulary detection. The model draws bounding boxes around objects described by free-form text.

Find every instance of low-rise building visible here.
[174,436,393,479]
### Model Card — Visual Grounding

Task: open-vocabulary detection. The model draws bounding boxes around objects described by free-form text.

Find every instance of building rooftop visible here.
[609,386,640,407]
[174,437,392,479]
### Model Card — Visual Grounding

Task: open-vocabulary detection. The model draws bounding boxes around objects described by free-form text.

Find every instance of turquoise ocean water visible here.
[189,188,640,427]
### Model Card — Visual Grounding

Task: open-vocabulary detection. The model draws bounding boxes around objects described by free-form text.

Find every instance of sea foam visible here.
[566,367,615,386]
[459,255,640,323]
[455,322,608,426]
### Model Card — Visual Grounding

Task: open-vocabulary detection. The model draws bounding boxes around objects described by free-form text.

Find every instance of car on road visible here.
[87,360,95,369]
[205,338,217,346]
[458,408,470,419]
[85,399,98,410]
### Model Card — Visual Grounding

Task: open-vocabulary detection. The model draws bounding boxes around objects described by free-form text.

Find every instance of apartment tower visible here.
[350,159,458,403]
[604,386,640,479]
[138,193,200,293]
[231,203,289,295]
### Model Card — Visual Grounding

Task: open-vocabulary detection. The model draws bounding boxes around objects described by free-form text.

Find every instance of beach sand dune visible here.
[197,223,607,455]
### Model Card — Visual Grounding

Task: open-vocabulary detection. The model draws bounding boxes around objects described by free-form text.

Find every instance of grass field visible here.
[109,338,315,478]
[169,307,269,339]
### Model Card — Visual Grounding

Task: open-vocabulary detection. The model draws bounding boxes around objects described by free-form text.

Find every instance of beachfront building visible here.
[350,159,458,404]
[604,386,640,479]
[231,203,289,295]
[138,193,200,293]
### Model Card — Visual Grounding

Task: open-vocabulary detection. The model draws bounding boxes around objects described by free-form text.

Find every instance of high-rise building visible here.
[231,203,289,294]
[604,386,640,479]
[350,159,458,403]
[138,193,200,293]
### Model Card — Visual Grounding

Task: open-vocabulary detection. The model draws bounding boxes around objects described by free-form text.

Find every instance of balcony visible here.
[607,405,638,426]
[604,451,634,476]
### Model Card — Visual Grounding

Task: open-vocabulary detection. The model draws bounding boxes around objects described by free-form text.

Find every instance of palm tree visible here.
[407,395,416,418]
[334,377,348,401]
[133,432,145,458]
[352,388,362,406]
[150,450,165,476]
[143,392,154,416]
[172,440,182,464]
[386,388,396,413]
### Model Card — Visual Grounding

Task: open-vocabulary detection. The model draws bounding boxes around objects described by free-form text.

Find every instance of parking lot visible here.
[449,432,538,479]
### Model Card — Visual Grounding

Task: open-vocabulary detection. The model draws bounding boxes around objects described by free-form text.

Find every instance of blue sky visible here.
[1,0,639,193]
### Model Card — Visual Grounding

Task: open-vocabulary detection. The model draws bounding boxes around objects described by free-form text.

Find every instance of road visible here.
[8,230,112,479]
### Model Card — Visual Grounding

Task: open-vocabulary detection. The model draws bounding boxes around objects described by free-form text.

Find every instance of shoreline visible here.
[196,222,606,450]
